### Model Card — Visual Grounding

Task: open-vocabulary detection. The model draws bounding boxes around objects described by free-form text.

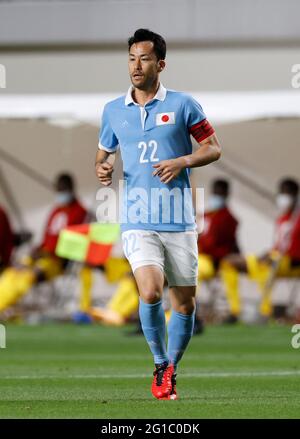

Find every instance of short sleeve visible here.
[98,104,119,152]
[184,95,215,143]
[184,95,206,128]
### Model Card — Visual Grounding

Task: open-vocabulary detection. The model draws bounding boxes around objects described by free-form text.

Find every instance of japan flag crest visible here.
[156,112,175,126]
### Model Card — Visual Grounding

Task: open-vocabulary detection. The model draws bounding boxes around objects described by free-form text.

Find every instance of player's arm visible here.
[95,149,116,187]
[153,130,221,184]
[180,132,221,169]
[96,103,119,186]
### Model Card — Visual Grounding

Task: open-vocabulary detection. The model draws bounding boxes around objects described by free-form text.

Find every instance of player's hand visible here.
[152,158,184,184]
[95,161,114,186]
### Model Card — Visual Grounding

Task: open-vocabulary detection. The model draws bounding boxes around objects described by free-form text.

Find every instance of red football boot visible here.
[151,362,173,399]
[159,372,178,400]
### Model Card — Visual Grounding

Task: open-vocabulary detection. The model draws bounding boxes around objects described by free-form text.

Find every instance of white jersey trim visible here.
[98,141,119,152]
[125,82,167,106]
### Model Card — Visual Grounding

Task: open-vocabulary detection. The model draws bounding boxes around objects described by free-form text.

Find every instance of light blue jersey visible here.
[98,83,208,232]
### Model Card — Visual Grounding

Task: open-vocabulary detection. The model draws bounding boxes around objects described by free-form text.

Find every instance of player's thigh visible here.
[121,230,165,302]
[162,230,199,288]
[134,265,165,302]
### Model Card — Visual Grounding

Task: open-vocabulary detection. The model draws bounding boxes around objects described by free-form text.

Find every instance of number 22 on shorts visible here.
[123,232,140,258]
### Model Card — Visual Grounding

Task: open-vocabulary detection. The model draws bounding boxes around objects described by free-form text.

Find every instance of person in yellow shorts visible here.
[75,256,140,326]
[89,269,139,326]
[197,179,240,323]
[222,178,300,319]
[0,174,87,314]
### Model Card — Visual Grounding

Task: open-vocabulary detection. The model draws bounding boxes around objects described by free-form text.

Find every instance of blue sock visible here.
[167,309,195,368]
[139,298,169,365]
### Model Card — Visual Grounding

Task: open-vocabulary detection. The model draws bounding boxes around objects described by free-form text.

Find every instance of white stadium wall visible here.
[0,47,299,94]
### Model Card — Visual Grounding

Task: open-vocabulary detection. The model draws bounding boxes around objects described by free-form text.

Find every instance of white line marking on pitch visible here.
[1,371,300,380]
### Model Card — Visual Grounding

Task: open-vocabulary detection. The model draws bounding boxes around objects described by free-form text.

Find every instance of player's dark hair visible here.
[55,173,75,191]
[128,28,166,60]
[212,179,230,196]
[279,178,299,196]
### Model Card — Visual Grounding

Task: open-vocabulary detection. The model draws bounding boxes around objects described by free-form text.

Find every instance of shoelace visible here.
[170,373,177,392]
[153,364,168,386]
[171,373,177,386]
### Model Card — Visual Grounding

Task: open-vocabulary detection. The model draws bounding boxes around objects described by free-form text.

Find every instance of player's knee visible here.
[140,288,162,304]
[176,298,195,315]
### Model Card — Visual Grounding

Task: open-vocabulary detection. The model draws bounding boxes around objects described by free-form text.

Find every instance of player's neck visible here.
[132,81,160,106]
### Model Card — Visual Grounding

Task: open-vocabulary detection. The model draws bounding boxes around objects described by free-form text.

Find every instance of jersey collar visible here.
[125,82,167,106]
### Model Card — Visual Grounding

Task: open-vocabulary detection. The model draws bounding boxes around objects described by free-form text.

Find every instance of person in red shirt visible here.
[37,173,87,256]
[198,179,239,267]
[0,173,87,313]
[223,178,300,319]
[273,179,300,262]
[197,179,240,322]
[27,173,87,280]
[0,206,14,270]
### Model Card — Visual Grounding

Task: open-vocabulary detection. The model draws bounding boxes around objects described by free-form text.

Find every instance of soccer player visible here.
[95,29,221,400]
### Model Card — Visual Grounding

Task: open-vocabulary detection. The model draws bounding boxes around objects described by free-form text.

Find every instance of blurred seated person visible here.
[222,178,300,318]
[73,256,139,327]
[89,270,139,327]
[0,173,87,312]
[197,179,240,321]
[0,205,14,271]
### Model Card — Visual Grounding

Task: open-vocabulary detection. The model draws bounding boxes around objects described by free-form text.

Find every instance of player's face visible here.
[128,41,165,90]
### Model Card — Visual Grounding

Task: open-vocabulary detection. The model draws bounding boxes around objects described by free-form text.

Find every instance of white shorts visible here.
[121,229,198,287]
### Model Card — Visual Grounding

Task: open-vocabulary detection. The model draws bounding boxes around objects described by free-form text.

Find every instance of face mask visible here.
[276,194,294,213]
[208,195,226,211]
[55,191,73,206]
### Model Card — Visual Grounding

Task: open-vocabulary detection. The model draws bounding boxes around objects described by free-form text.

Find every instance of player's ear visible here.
[157,60,166,72]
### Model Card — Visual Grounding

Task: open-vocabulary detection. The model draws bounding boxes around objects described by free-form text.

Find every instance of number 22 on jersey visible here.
[138,140,159,163]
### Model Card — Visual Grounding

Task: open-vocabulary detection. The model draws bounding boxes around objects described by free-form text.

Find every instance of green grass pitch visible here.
[0,323,299,418]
